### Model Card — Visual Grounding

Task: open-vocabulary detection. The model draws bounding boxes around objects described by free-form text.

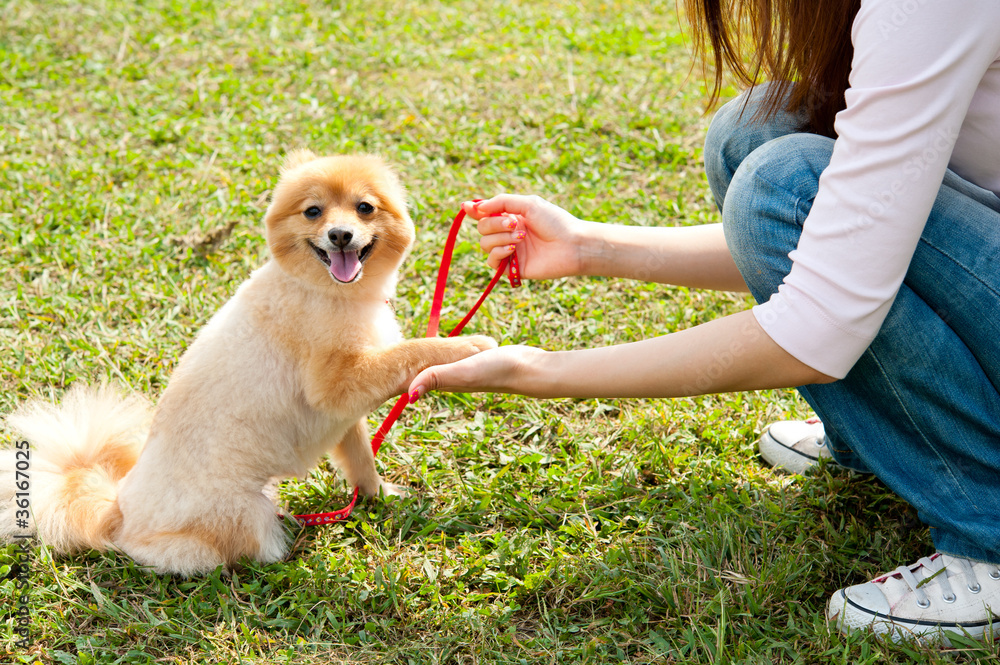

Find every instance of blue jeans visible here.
[706,83,1000,564]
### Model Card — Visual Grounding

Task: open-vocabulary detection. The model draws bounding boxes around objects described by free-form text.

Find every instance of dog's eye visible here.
[303,206,322,220]
[356,201,375,215]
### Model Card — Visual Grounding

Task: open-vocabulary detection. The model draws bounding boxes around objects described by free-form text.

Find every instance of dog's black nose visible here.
[327,227,354,249]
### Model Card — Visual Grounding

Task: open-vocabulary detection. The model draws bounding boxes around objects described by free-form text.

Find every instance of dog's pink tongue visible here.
[329,250,361,283]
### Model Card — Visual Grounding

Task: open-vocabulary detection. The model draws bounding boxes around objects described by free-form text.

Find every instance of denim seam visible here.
[919,235,1000,303]
[866,348,980,513]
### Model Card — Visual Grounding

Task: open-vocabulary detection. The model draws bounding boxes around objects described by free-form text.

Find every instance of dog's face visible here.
[264,152,414,291]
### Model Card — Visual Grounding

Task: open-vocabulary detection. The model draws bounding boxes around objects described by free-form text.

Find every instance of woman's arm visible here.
[468,196,748,292]
[409,309,835,401]
[575,220,748,291]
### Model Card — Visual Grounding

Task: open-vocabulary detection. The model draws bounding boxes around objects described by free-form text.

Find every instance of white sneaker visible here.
[828,553,1000,645]
[758,417,835,474]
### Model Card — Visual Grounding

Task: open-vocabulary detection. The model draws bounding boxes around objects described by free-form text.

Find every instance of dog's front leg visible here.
[330,419,408,497]
[304,335,496,415]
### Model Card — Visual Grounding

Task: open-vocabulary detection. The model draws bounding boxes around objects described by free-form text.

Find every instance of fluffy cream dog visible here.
[0,152,495,575]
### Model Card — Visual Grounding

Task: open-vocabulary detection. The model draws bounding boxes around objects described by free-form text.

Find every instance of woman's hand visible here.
[464,195,588,280]
[407,345,545,402]
[467,195,748,291]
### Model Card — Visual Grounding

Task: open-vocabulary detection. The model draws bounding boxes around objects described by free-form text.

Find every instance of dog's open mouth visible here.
[309,238,377,283]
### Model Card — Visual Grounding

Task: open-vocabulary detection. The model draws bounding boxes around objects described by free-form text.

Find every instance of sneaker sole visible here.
[758,428,821,475]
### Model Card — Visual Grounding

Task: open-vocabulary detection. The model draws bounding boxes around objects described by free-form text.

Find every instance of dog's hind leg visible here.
[116,493,288,575]
[117,531,228,576]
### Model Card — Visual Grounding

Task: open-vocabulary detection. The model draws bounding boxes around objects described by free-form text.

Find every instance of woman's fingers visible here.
[480,220,522,261]
[408,352,486,401]
[474,210,524,268]
[476,234,517,268]
[408,345,533,400]
[475,212,518,234]
[485,244,517,269]
[478,221,523,245]
[463,194,539,220]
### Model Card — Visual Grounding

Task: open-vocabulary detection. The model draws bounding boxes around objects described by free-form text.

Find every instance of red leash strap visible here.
[293,205,520,526]
[293,487,359,526]
[427,202,520,338]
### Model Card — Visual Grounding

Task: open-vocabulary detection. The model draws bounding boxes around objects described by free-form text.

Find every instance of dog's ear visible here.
[281,149,319,174]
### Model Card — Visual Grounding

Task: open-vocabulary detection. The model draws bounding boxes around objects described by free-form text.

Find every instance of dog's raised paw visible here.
[464,335,498,352]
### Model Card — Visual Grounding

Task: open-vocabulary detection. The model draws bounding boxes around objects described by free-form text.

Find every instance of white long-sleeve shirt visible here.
[753,0,1000,379]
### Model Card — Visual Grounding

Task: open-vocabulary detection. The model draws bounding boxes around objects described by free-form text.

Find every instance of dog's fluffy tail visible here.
[1,384,149,554]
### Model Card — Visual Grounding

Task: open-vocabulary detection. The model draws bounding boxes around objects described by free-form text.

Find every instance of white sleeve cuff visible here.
[752,289,879,380]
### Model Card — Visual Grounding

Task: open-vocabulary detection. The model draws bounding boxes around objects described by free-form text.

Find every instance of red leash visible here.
[293,204,520,526]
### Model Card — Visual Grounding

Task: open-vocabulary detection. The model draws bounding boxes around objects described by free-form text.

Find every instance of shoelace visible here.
[889,554,1000,608]
[804,417,825,449]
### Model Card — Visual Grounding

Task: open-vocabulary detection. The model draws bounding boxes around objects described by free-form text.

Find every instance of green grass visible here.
[0,1,992,663]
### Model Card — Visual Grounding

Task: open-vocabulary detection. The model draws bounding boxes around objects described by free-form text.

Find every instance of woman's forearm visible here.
[575,221,749,292]
[505,310,834,398]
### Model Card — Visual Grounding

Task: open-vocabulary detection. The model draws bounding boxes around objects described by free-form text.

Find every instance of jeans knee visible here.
[703,82,804,210]
[704,94,756,209]
[722,133,834,302]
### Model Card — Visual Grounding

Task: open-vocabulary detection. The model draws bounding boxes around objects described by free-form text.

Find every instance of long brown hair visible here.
[682,0,861,137]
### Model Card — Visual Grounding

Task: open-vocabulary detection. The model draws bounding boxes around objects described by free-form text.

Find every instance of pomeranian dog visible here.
[0,151,495,575]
